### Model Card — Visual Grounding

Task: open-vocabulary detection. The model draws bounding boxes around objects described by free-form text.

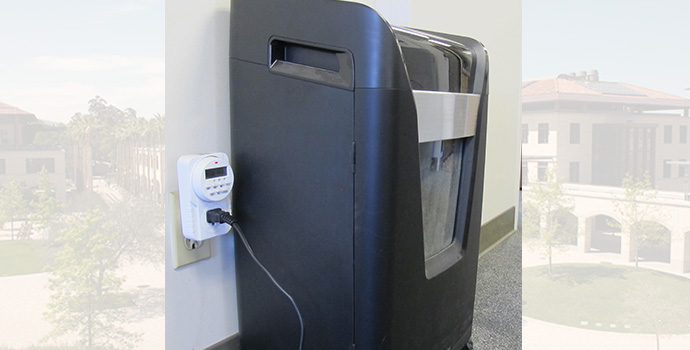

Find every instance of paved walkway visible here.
[0,179,164,349]
[0,262,164,349]
[524,317,690,350]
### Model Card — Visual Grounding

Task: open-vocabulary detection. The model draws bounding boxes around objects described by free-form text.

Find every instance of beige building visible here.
[522,72,690,272]
[522,71,690,195]
[0,102,66,201]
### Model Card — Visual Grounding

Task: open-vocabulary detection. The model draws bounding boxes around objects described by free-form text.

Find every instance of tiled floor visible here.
[472,228,522,350]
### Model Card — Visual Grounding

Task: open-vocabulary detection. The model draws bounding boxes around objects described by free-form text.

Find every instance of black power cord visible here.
[206,208,304,350]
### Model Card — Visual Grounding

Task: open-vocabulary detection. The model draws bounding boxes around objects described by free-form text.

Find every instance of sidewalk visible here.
[0,262,164,349]
[524,317,690,350]
[523,244,690,279]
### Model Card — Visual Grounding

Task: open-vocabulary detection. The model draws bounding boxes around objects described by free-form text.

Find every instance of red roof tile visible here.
[523,75,690,109]
[0,102,34,116]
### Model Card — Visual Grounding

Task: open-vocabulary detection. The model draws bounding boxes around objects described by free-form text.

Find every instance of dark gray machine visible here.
[229,1,489,349]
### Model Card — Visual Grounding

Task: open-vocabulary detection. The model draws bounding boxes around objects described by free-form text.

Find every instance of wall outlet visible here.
[169,191,211,269]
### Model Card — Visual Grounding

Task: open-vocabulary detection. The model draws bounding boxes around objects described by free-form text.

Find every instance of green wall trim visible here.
[479,206,516,256]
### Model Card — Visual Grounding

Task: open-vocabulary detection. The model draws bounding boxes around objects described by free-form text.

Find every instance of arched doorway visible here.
[590,215,621,254]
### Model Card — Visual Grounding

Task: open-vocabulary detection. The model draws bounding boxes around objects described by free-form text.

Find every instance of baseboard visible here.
[479,206,516,256]
[205,333,240,350]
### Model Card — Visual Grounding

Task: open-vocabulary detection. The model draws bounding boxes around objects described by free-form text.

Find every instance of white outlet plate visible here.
[169,191,211,269]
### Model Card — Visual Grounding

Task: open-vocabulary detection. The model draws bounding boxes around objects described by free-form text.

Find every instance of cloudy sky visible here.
[523,0,690,97]
[0,0,164,123]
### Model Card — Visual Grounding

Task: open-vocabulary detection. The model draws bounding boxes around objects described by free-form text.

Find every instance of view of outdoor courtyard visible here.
[0,99,164,349]
[521,1,690,348]
[0,2,164,348]
[521,73,690,349]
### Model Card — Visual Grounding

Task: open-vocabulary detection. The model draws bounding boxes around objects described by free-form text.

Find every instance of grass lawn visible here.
[523,263,690,334]
[0,240,58,276]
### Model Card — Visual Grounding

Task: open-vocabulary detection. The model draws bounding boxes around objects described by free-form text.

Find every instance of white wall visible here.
[409,0,523,226]
[166,0,521,347]
[165,0,239,348]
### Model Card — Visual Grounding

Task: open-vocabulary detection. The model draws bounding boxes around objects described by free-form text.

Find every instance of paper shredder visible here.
[229,0,489,349]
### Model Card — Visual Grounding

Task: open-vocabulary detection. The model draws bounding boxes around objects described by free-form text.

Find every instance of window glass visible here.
[26,158,55,173]
[538,123,549,144]
[419,139,463,259]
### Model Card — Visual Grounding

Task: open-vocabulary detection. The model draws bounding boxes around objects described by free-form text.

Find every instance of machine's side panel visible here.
[230,59,355,349]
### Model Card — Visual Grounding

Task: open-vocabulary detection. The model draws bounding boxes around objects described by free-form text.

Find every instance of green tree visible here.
[0,178,31,240]
[66,112,97,192]
[30,168,64,240]
[612,173,668,268]
[44,210,141,349]
[523,166,574,276]
[622,280,689,350]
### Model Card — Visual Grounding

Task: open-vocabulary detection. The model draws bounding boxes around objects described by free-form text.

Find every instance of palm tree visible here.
[66,113,98,192]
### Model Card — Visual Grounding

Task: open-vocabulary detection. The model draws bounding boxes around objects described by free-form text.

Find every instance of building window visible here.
[663,160,671,178]
[0,130,7,145]
[538,123,549,144]
[664,125,672,143]
[681,159,688,177]
[570,123,580,144]
[522,163,529,185]
[26,158,55,173]
[0,159,5,174]
[681,125,688,144]
[538,162,548,181]
[569,162,580,183]
[522,124,529,144]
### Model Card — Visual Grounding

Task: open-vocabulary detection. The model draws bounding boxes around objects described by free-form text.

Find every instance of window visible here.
[681,159,688,177]
[26,158,55,173]
[522,163,529,185]
[538,162,548,181]
[522,124,529,144]
[664,125,672,143]
[570,123,580,144]
[418,140,463,261]
[0,130,7,145]
[663,160,671,178]
[538,123,549,144]
[681,125,688,144]
[0,159,4,174]
[569,162,580,183]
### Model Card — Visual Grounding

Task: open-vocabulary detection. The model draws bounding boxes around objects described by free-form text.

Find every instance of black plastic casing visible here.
[229,1,489,349]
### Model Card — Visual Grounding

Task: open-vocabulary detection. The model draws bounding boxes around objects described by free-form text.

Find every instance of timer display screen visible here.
[205,166,227,179]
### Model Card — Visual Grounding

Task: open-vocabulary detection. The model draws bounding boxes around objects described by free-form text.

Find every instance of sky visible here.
[0,0,164,123]
[523,0,690,98]
[2,0,688,124]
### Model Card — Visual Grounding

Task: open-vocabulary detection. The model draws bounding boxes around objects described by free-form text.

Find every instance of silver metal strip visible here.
[413,90,480,143]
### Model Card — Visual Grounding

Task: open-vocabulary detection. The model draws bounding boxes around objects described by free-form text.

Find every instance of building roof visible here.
[523,73,690,110]
[0,101,38,122]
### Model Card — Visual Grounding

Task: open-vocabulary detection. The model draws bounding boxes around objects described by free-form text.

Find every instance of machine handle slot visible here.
[269,39,354,90]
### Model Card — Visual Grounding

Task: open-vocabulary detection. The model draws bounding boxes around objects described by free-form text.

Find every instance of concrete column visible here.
[670,229,686,273]
[620,223,633,262]
[577,216,591,253]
